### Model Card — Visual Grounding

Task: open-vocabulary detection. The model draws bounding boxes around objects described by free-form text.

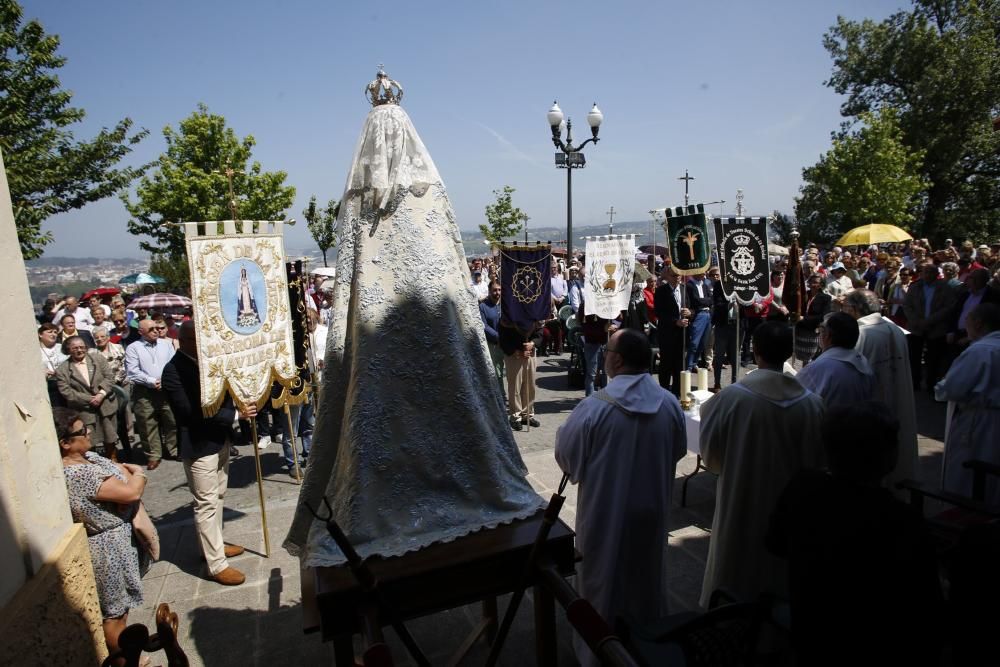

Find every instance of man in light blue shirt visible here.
[124,318,178,468]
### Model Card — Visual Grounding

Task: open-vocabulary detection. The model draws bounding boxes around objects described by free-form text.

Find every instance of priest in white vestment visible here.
[843,290,919,493]
[699,322,825,608]
[555,329,687,667]
[935,304,1000,505]
[796,312,875,409]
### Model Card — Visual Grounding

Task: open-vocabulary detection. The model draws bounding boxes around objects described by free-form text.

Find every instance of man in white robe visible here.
[797,312,875,409]
[555,328,687,667]
[843,290,918,492]
[700,321,825,607]
[935,304,1000,504]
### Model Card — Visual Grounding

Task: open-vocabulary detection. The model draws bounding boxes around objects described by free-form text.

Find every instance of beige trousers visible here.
[504,353,536,419]
[183,446,231,576]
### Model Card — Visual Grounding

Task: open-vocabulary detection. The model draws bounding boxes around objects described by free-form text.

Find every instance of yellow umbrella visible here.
[836,224,913,247]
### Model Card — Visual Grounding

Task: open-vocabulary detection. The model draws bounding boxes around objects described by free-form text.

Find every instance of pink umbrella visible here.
[128,293,192,310]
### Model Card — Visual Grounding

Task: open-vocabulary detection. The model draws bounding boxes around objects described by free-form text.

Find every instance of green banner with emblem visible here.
[664,204,711,275]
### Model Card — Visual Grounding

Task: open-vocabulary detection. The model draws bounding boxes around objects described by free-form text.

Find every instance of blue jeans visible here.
[686,310,711,370]
[280,402,313,469]
[583,342,605,397]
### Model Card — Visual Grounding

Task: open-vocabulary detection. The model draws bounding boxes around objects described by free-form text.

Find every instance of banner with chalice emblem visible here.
[713,216,771,305]
[583,235,636,319]
[184,220,298,416]
[664,204,711,276]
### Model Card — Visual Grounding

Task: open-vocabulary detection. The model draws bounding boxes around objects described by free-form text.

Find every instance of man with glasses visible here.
[124,319,178,469]
[555,328,687,667]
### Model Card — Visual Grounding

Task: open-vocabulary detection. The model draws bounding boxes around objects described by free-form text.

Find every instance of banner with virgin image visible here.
[184,220,298,416]
[713,216,771,305]
[583,235,636,319]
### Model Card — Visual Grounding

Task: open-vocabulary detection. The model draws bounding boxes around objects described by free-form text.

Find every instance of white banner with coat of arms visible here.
[185,220,298,416]
[583,235,636,319]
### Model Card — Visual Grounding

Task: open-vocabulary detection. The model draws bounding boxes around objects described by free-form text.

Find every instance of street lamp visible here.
[548,101,603,258]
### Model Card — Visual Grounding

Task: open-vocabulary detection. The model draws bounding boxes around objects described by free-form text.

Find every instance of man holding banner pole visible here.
[654,266,690,396]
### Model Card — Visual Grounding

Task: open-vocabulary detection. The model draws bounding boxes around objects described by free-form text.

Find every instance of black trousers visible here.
[907,334,947,390]
[658,330,684,397]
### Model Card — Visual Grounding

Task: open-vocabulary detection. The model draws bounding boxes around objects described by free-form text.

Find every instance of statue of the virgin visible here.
[284,69,545,566]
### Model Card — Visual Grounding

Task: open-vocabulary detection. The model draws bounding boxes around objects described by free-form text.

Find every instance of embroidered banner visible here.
[271,259,311,407]
[499,243,552,332]
[583,235,637,319]
[713,216,771,305]
[664,204,711,275]
[184,220,298,415]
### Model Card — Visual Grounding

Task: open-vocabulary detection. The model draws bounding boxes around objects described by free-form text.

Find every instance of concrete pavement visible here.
[133,351,946,665]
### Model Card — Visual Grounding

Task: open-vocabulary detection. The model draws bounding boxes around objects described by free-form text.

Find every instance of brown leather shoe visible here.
[211,567,245,586]
[146,459,161,471]
[223,544,245,558]
[710,385,722,394]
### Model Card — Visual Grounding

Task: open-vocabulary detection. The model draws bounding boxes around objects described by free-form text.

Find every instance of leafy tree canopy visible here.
[0,0,148,259]
[303,195,338,266]
[123,104,296,288]
[480,185,528,245]
[823,0,1000,241]
[795,108,927,244]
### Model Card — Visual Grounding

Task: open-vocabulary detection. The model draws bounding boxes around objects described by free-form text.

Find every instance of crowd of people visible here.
[40,273,334,663]
[476,236,1000,664]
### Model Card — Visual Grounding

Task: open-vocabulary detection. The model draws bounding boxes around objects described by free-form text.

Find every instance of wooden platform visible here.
[302,511,576,664]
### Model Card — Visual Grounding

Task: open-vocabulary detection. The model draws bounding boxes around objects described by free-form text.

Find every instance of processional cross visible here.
[222,163,241,222]
[678,169,695,206]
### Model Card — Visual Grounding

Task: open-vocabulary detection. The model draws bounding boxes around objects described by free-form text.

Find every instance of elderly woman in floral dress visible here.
[56,407,147,664]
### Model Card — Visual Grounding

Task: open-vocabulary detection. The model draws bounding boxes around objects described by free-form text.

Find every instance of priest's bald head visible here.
[605,328,651,379]
[751,321,793,370]
[967,303,1000,342]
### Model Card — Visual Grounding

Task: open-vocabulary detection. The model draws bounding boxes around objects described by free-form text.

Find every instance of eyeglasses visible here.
[66,425,90,438]
[155,326,168,331]
[113,320,126,325]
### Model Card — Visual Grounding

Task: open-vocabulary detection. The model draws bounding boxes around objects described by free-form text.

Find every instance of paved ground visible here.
[134,351,947,666]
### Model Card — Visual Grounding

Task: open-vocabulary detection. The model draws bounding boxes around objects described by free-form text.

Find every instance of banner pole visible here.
[283,402,303,483]
[734,299,741,383]
[249,419,271,557]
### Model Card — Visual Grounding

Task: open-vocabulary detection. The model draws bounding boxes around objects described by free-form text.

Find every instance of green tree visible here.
[824,0,1000,241]
[0,0,148,259]
[794,109,927,243]
[768,210,796,246]
[480,186,528,244]
[303,195,338,266]
[123,104,296,289]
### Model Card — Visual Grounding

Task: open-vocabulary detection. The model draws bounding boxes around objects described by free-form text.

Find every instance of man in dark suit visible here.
[947,268,1000,364]
[903,263,959,391]
[162,320,256,586]
[654,265,691,396]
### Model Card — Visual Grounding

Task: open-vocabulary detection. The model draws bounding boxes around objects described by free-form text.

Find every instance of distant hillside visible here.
[25,256,143,267]
[460,220,659,256]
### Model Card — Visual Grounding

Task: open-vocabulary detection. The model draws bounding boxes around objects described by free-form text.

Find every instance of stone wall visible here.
[0,149,106,661]
[0,524,106,665]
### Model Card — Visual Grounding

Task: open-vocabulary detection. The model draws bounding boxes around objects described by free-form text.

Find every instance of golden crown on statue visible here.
[366,65,403,107]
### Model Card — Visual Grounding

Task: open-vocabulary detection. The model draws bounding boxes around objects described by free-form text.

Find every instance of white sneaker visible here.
[257,435,271,449]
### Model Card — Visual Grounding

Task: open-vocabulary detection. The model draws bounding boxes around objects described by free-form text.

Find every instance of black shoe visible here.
[509,418,523,431]
[229,446,240,457]
[523,416,540,428]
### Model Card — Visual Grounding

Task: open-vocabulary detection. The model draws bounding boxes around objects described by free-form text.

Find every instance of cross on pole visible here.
[220,162,241,222]
[735,189,745,217]
[678,169,695,206]
[606,205,616,234]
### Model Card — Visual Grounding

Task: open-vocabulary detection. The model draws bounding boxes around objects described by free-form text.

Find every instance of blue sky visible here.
[23,0,906,258]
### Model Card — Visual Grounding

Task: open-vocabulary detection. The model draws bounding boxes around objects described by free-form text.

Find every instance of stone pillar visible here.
[0,150,106,661]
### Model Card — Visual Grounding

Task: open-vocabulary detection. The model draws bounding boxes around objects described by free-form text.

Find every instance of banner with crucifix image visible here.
[583,235,636,319]
[664,204,711,275]
[184,220,299,416]
[499,243,553,332]
[713,216,771,305]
